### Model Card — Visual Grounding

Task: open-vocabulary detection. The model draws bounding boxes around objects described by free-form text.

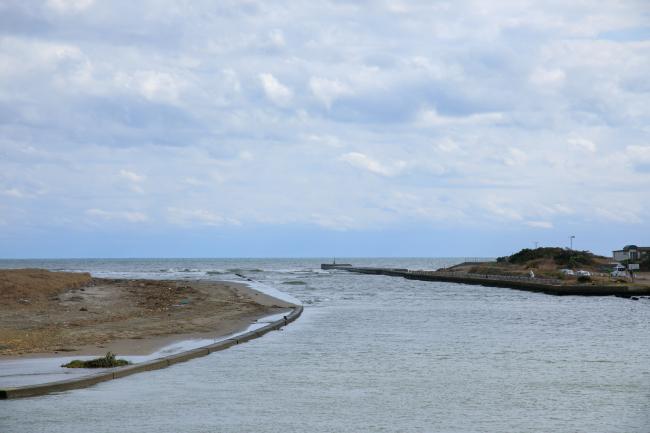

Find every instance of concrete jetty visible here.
[338,266,650,298]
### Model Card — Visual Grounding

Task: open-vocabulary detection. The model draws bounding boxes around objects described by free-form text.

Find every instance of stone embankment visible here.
[343,267,650,297]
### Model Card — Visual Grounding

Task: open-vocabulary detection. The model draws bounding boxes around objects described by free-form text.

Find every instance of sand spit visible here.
[0,269,293,358]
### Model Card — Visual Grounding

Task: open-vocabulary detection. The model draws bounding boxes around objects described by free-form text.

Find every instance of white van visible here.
[611,264,627,277]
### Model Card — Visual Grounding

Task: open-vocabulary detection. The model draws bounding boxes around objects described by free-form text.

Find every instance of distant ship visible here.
[321,259,352,270]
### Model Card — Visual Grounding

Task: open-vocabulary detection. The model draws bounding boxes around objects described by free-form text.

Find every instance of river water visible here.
[1,258,649,432]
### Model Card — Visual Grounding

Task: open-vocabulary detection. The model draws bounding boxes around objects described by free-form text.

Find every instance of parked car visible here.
[560,269,575,276]
[611,265,627,277]
[576,270,591,277]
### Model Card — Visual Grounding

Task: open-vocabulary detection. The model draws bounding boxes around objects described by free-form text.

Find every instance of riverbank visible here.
[0,269,294,358]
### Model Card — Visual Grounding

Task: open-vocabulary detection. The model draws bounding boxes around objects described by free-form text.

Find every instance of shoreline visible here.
[0,277,303,399]
[0,304,303,399]
[0,281,292,358]
[0,270,294,358]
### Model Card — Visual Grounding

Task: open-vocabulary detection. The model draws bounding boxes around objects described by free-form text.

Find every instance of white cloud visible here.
[530,68,566,87]
[434,138,461,153]
[594,207,642,224]
[167,208,240,227]
[626,145,650,162]
[119,169,145,182]
[259,73,292,106]
[221,69,241,93]
[183,177,205,186]
[567,137,597,153]
[526,220,554,229]
[1,188,25,198]
[239,150,254,160]
[484,201,523,222]
[303,134,344,148]
[119,169,145,193]
[502,148,528,167]
[340,152,406,177]
[417,108,506,127]
[310,213,359,230]
[85,208,148,223]
[0,1,649,248]
[46,0,94,13]
[114,70,182,104]
[268,29,286,48]
[309,77,352,109]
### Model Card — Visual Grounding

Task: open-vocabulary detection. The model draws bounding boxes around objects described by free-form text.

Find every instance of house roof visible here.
[621,245,650,251]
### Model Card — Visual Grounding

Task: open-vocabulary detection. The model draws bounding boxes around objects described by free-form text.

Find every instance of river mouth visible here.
[1,258,649,433]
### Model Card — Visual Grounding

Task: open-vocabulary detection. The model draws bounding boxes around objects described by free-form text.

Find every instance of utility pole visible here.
[569,235,575,250]
[534,241,539,249]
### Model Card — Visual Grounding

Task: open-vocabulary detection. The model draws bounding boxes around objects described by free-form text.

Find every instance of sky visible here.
[1,0,649,258]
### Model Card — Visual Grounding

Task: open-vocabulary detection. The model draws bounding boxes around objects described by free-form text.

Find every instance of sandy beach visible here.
[0,269,293,358]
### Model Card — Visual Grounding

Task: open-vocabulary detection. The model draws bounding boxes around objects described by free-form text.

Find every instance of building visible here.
[612,245,650,262]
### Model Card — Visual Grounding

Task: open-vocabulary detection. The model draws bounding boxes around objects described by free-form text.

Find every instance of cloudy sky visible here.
[1,0,649,258]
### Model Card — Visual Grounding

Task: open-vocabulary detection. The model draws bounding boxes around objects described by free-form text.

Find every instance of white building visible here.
[612,245,650,262]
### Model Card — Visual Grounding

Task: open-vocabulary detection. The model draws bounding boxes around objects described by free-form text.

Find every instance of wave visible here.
[302,297,327,305]
[267,268,329,275]
[226,268,264,273]
[157,268,202,273]
[282,280,307,285]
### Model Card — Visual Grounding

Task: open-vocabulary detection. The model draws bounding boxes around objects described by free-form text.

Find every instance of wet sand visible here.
[0,269,293,358]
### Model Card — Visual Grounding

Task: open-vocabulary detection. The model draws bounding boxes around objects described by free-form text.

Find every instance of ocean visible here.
[0,258,649,432]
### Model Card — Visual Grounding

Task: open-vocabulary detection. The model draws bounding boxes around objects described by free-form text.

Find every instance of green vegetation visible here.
[577,275,592,283]
[62,352,130,368]
[626,256,650,271]
[468,265,527,277]
[642,256,650,271]
[497,247,596,268]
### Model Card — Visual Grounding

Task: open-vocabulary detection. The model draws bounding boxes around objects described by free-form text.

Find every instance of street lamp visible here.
[569,235,575,250]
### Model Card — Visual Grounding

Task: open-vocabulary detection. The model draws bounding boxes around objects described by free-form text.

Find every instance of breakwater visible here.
[342,267,650,298]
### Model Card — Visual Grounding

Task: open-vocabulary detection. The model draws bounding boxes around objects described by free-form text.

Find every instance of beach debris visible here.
[173,299,191,307]
[62,352,130,368]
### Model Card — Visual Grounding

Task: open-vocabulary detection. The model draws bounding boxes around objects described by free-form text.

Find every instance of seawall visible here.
[344,267,650,297]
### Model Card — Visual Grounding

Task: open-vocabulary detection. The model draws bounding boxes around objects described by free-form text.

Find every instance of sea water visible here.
[0,258,649,432]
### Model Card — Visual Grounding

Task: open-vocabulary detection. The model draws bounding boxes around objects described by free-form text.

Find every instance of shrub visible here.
[552,249,595,267]
[62,352,130,368]
[577,275,591,283]
[500,247,597,268]
[506,247,564,264]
